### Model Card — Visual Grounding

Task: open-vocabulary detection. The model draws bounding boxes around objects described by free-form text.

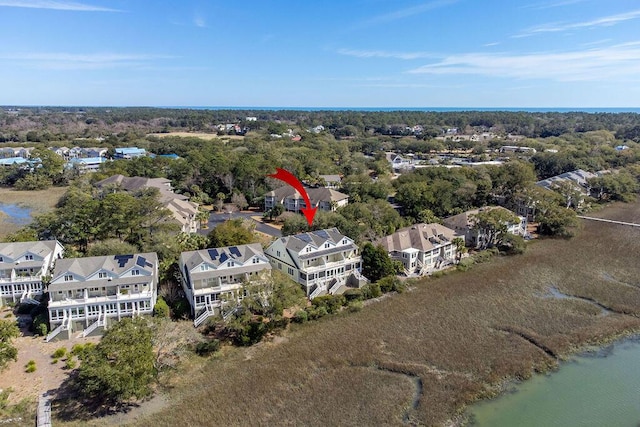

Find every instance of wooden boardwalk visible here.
[577,216,640,228]
[36,393,52,427]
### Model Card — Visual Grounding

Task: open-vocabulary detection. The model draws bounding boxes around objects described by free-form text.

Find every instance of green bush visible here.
[348,300,364,313]
[306,305,328,320]
[51,358,59,364]
[170,297,191,320]
[343,288,363,302]
[312,295,346,314]
[35,322,48,336]
[153,296,170,318]
[52,347,67,359]
[378,276,405,293]
[195,339,220,356]
[71,342,95,359]
[65,357,77,370]
[361,283,382,300]
[293,309,308,324]
[456,257,475,272]
[25,360,36,373]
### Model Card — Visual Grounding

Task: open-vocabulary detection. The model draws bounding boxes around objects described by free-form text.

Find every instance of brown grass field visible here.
[146,132,245,140]
[0,187,67,239]
[58,200,640,426]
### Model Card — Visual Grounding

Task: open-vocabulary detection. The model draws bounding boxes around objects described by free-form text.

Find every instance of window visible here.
[287,267,294,275]
[276,250,281,257]
[200,264,208,271]
[25,255,33,260]
[0,257,3,262]
[324,243,330,248]
[306,247,311,253]
[64,275,73,282]
[252,257,259,264]
[98,272,107,279]
[227,262,233,267]
[132,269,140,276]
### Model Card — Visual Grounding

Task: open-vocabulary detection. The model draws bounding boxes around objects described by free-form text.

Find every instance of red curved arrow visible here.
[268,168,317,226]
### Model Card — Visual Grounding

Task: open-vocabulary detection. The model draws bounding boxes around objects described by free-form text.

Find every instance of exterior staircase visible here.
[45,316,70,342]
[194,305,215,328]
[81,311,107,337]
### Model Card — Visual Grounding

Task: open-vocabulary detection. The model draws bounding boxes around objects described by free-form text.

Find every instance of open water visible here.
[0,203,33,225]
[469,337,640,427]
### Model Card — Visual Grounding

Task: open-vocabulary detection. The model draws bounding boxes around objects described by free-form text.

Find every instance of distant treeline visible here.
[1,107,640,142]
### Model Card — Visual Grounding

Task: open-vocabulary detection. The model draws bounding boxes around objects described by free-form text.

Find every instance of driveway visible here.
[201,210,282,238]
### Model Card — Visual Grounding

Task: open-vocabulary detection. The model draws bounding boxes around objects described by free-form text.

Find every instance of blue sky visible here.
[0,0,639,107]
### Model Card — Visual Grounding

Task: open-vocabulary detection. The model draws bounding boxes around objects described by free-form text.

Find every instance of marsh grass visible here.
[0,186,67,239]
[59,201,640,426]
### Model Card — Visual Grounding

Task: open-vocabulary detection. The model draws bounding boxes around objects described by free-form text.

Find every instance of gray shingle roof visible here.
[379,223,459,253]
[0,240,60,263]
[52,252,157,280]
[181,243,266,271]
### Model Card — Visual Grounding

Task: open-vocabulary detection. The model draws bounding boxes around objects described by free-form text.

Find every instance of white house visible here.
[443,206,527,248]
[114,147,146,159]
[179,243,272,327]
[385,152,413,171]
[0,240,64,307]
[46,252,158,341]
[379,223,460,276]
[265,228,367,299]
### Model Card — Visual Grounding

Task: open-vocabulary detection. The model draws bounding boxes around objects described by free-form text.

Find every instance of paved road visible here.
[200,210,282,238]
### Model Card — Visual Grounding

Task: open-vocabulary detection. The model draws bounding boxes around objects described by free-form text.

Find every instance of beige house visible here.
[264,186,348,213]
[379,223,460,276]
[179,244,272,327]
[443,206,526,248]
[0,240,64,307]
[265,228,367,299]
[46,252,158,341]
[96,174,200,233]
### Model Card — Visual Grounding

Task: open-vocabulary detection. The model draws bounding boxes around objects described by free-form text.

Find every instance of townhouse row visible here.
[0,206,526,339]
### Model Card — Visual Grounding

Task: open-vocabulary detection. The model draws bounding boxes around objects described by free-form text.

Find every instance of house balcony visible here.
[0,275,42,284]
[49,290,154,308]
[302,257,361,272]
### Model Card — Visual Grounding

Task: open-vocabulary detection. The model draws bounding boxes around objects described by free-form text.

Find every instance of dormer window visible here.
[252,257,259,264]
[324,243,330,249]
[64,275,73,282]
[132,269,140,276]
[25,255,33,260]
[227,262,233,267]
[98,272,107,279]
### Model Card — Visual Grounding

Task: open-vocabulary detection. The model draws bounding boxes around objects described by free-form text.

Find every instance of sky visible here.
[0,0,639,107]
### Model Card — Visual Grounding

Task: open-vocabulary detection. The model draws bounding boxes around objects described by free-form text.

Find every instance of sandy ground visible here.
[0,308,99,405]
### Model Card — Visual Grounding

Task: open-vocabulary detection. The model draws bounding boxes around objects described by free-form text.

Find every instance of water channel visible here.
[469,336,640,426]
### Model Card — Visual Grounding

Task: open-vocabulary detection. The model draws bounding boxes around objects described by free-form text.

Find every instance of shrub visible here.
[170,297,191,320]
[31,312,48,335]
[361,283,382,300]
[312,295,346,314]
[306,306,328,320]
[153,297,170,318]
[378,276,405,293]
[51,358,58,364]
[35,322,48,336]
[52,347,67,359]
[71,342,95,359]
[293,310,308,324]
[65,357,77,370]
[195,339,220,356]
[343,289,363,302]
[25,360,36,373]
[499,234,527,255]
[348,300,363,313]
[456,257,475,272]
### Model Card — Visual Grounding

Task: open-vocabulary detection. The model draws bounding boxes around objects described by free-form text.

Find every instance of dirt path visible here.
[0,309,99,405]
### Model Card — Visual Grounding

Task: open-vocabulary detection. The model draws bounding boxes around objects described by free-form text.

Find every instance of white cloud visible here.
[522,0,588,10]
[355,0,458,27]
[0,0,120,12]
[515,9,640,37]
[193,15,206,28]
[337,49,433,60]
[407,43,640,82]
[0,52,173,69]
